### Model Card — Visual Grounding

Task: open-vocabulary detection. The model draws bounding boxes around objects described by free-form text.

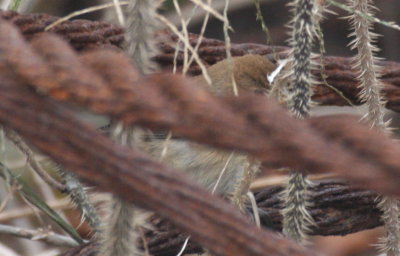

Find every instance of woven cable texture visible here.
[0,16,399,256]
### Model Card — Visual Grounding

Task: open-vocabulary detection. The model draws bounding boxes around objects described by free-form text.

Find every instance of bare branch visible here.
[4,129,66,192]
[0,224,80,248]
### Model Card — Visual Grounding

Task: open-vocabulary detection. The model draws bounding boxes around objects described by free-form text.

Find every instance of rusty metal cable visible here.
[0,10,124,51]
[0,48,314,256]
[58,180,381,256]
[1,20,400,196]
[0,16,400,256]
[143,180,382,256]
[155,31,400,112]
[0,19,320,256]
[3,10,400,112]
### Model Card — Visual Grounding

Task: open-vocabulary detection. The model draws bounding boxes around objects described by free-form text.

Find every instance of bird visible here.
[98,54,277,256]
[194,54,275,96]
[137,54,276,195]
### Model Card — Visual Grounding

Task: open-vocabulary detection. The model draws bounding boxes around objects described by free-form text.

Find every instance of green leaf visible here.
[0,162,84,244]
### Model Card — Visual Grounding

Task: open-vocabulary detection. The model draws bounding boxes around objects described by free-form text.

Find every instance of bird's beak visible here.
[267,59,289,84]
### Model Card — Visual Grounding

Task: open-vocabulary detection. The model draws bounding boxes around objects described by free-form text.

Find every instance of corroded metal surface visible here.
[1,12,400,256]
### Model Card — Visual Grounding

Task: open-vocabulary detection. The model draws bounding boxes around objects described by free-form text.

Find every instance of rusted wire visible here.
[2,22,400,197]
[143,181,382,256]
[58,180,381,256]
[255,180,381,236]
[0,19,319,256]
[1,16,400,256]
[0,10,124,51]
[155,32,400,112]
[0,54,314,256]
[3,10,400,112]
[146,181,381,256]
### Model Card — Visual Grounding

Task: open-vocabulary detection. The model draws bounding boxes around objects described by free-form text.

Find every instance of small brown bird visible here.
[139,54,276,195]
[194,54,276,96]
[99,54,276,256]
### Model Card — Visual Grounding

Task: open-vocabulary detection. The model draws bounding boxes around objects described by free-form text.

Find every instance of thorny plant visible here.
[346,1,399,255]
[1,0,400,256]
